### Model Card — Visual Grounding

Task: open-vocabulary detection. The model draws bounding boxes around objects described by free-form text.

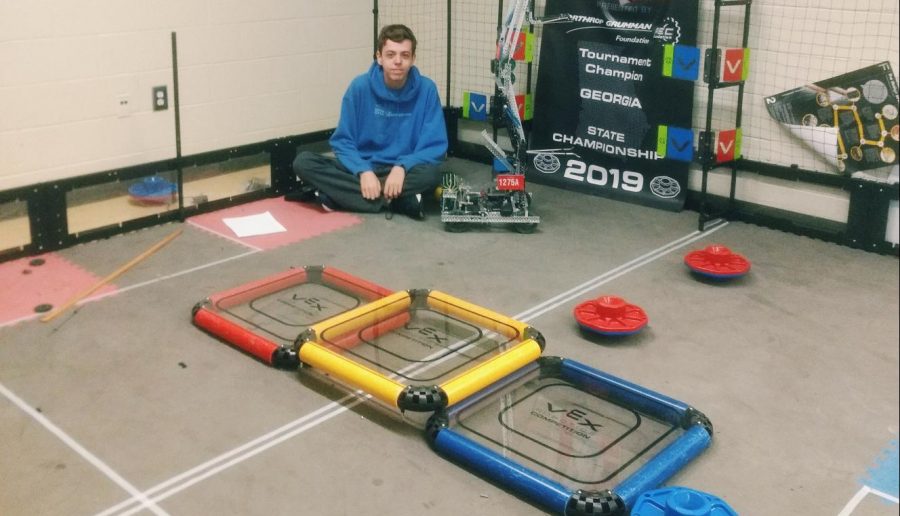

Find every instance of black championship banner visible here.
[527,0,699,211]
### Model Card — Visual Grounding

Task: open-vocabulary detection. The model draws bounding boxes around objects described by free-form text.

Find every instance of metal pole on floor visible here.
[39,228,183,323]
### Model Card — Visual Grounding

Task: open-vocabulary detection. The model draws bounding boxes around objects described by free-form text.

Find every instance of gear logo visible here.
[649,176,681,198]
[532,153,562,174]
[652,17,681,44]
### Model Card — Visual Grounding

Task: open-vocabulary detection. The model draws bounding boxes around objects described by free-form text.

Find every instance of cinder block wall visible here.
[0,0,372,191]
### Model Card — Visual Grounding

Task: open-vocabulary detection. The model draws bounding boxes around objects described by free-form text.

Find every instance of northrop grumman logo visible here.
[530,402,602,439]
[652,17,681,44]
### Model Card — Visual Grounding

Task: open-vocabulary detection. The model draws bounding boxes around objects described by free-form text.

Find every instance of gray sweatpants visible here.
[293,151,441,213]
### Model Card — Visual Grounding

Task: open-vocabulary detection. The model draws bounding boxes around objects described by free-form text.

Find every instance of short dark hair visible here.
[377,24,417,55]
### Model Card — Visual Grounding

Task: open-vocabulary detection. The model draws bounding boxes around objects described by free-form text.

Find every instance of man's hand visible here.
[359,171,381,200]
[383,165,406,200]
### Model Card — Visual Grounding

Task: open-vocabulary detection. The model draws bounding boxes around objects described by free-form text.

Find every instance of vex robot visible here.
[441,2,570,233]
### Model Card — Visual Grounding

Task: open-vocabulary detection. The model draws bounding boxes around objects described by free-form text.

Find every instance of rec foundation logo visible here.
[652,17,681,45]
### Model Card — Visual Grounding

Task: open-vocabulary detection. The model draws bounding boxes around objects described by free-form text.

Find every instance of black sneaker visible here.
[284,183,317,203]
[390,193,425,220]
[315,191,338,212]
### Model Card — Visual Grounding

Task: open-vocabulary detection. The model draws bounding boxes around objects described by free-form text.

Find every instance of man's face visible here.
[376,39,415,89]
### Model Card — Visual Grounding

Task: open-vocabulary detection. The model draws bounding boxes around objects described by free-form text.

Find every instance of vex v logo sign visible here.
[725,59,742,75]
[722,48,746,82]
[716,129,738,163]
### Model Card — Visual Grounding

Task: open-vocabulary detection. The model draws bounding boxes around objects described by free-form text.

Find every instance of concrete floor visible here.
[1,157,898,516]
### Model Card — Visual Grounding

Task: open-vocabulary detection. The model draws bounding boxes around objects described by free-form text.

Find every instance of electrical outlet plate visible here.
[116,93,132,117]
[152,86,168,111]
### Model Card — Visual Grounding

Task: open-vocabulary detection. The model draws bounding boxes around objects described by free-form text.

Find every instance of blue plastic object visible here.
[427,357,713,516]
[432,429,573,513]
[128,176,176,204]
[631,487,737,516]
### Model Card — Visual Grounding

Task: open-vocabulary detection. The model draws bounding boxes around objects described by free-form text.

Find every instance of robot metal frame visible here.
[440,1,572,233]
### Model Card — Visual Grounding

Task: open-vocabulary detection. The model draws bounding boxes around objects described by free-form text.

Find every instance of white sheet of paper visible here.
[222,211,286,237]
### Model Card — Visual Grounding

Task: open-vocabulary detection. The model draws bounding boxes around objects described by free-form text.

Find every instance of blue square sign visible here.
[672,45,701,81]
[463,92,488,121]
[666,126,694,162]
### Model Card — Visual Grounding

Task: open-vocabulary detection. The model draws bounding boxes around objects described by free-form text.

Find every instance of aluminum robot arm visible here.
[491,0,530,173]
[491,1,573,174]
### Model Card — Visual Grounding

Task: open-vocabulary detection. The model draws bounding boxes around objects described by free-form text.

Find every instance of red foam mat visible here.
[188,198,362,251]
[0,253,117,327]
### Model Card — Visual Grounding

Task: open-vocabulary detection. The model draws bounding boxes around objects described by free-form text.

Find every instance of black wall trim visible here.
[736,158,851,189]
[0,130,332,262]
[686,187,898,256]
[0,108,465,263]
[3,111,896,262]
[453,140,897,256]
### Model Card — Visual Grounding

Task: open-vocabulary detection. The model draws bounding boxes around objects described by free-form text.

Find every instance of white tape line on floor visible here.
[838,485,900,516]
[0,382,171,516]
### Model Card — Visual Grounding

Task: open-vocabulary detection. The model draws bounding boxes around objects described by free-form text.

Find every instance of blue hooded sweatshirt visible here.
[329,62,448,175]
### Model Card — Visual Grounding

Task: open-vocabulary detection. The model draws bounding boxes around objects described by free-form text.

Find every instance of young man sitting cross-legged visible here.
[292,24,447,220]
